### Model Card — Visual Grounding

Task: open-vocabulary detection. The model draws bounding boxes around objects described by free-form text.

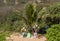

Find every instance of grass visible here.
[0,33,6,41]
[0,31,10,41]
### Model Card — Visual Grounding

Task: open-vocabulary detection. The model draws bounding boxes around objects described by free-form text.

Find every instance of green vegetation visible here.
[0,32,10,41]
[0,1,60,41]
[45,2,60,41]
[46,24,60,41]
[0,33,5,41]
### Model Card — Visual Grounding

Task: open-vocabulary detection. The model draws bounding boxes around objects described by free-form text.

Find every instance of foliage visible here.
[0,33,5,41]
[43,2,60,25]
[0,10,24,32]
[0,2,60,32]
[46,24,60,41]
[0,32,10,41]
[0,1,60,41]
[24,3,47,29]
[0,2,59,31]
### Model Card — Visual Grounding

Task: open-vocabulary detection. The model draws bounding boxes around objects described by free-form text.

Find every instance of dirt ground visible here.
[6,33,47,41]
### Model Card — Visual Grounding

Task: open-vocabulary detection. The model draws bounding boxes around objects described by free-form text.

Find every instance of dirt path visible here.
[6,33,47,41]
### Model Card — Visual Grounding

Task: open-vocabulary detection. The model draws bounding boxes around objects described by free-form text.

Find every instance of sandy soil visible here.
[6,33,47,41]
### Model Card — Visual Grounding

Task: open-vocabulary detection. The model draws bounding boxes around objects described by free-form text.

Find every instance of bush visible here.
[0,10,24,32]
[0,34,5,41]
[0,32,10,41]
[45,2,60,25]
[46,24,60,41]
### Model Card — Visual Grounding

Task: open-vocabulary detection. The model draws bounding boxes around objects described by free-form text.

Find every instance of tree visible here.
[22,3,48,31]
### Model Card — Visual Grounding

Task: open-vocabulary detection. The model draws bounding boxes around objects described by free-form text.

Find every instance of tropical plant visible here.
[22,3,49,31]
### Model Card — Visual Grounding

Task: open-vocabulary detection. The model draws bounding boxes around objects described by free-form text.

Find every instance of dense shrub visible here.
[46,24,60,41]
[0,10,24,32]
[44,2,60,25]
[0,32,10,41]
[0,2,60,32]
[0,34,5,41]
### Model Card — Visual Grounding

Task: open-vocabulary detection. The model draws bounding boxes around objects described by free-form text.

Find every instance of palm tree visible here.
[22,3,48,31]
